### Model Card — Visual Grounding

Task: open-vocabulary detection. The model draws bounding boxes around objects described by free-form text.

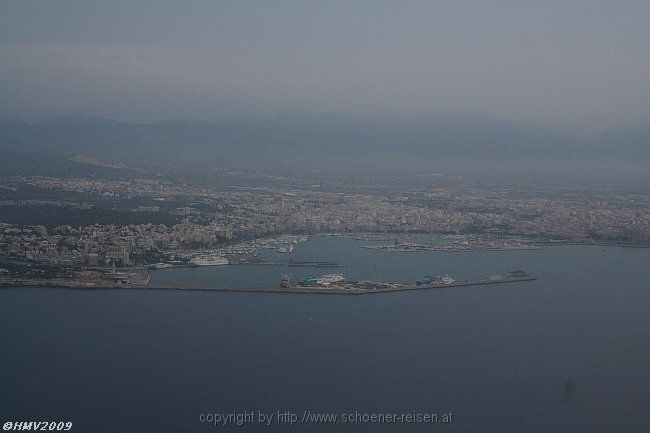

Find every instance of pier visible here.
[1,271,536,295]
[227,258,350,267]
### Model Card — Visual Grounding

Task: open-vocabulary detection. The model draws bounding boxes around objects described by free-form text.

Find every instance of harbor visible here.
[228,259,350,267]
[1,234,544,295]
[360,240,540,252]
[279,269,536,293]
[1,270,537,295]
[147,258,351,268]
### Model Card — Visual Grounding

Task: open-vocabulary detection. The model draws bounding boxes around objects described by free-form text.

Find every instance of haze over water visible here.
[2,1,650,134]
[2,237,649,433]
[2,2,650,432]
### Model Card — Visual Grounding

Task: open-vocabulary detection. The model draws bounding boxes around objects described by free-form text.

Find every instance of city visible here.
[3,2,650,432]
[1,169,648,283]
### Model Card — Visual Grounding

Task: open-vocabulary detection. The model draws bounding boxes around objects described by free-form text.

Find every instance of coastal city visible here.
[4,3,650,432]
[1,170,648,285]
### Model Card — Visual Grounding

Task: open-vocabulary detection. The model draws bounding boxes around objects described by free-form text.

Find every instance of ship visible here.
[438,275,455,285]
[316,273,345,285]
[296,273,346,287]
[277,244,294,253]
[280,274,292,288]
[189,256,229,266]
[299,276,320,286]
[506,270,531,279]
[146,262,173,270]
[416,274,455,286]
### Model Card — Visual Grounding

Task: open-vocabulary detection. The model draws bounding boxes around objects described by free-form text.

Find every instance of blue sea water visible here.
[1,236,649,432]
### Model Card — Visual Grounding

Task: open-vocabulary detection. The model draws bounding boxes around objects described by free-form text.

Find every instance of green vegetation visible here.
[0,205,180,228]
[0,260,76,279]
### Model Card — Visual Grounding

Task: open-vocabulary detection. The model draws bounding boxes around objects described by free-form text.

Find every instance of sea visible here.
[2,235,649,432]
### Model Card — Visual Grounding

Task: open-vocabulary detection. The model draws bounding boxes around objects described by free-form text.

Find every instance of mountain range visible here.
[0,113,648,171]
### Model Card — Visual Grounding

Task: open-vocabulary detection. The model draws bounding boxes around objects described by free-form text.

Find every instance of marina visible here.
[361,241,540,252]
[2,235,540,293]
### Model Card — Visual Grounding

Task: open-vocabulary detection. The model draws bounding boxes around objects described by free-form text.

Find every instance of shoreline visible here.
[0,274,537,295]
[359,245,541,252]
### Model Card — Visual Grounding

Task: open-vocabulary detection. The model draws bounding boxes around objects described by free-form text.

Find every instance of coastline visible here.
[0,273,537,295]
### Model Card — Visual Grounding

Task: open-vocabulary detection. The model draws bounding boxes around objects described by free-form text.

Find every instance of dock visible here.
[1,271,536,295]
[287,259,351,267]
[227,258,350,267]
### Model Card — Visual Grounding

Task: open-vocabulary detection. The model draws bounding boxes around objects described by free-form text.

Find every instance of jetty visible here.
[1,271,536,295]
[226,258,350,267]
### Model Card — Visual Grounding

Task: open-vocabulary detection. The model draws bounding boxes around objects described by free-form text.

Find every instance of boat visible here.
[298,276,320,286]
[280,274,292,288]
[416,274,455,285]
[146,262,173,270]
[277,244,294,253]
[506,270,530,279]
[189,256,229,266]
[437,275,455,285]
[316,273,345,285]
[296,273,346,287]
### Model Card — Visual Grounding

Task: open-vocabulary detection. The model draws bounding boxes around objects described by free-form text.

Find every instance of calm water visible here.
[2,236,650,432]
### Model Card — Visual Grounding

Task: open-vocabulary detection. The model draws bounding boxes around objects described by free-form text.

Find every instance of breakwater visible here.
[1,272,536,295]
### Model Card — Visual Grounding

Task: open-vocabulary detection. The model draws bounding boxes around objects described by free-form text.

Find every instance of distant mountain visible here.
[0,150,134,178]
[0,114,311,167]
[591,123,650,159]
[214,111,579,156]
[0,113,647,169]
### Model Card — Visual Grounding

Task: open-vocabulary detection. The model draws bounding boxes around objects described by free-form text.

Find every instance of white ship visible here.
[190,256,229,266]
[436,274,455,285]
[277,244,294,253]
[147,262,173,270]
[316,273,346,285]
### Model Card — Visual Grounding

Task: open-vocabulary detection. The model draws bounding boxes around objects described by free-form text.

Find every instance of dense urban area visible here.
[1,168,649,282]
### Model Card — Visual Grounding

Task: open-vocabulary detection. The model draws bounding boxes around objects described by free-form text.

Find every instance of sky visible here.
[1,0,649,135]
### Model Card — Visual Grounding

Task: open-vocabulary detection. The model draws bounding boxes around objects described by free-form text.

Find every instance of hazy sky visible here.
[1,0,649,134]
